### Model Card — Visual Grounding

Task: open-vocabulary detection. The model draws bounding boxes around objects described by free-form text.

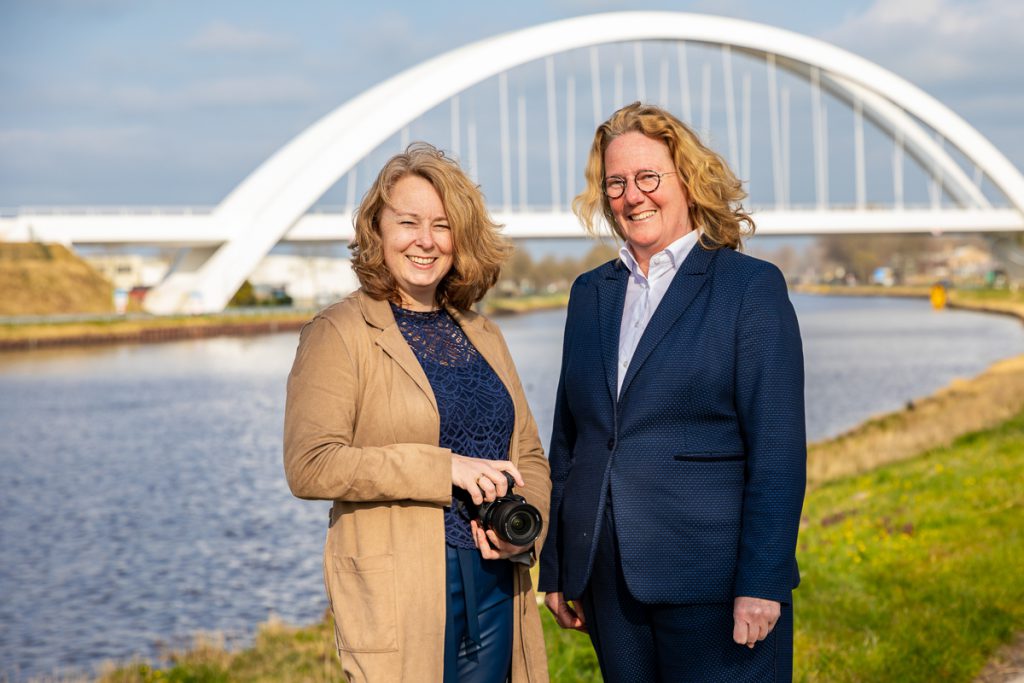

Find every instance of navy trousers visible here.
[443,545,514,683]
[580,503,793,682]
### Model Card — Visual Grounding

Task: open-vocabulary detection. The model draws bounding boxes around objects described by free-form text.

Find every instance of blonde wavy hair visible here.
[573,102,754,250]
[350,142,511,310]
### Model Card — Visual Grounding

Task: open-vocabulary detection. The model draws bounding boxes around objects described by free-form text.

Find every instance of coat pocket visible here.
[329,553,399,653]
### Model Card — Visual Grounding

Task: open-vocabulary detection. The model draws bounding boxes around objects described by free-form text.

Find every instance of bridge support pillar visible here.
[143,246,220,315]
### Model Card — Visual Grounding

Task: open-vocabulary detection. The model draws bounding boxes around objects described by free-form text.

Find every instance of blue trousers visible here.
[580,502,793,682]
[443,545,514,683]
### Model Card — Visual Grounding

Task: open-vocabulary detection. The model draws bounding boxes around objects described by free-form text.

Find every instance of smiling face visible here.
[604,131,693,271]
[379,174,454,310]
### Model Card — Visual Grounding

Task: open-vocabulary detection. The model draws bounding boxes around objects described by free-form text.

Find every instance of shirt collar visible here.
[618,229,700,281]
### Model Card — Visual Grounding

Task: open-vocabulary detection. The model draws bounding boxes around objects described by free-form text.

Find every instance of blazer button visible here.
[607,437,615,450]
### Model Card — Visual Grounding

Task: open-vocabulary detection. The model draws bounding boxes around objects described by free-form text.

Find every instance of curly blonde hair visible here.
[350,142,511,310]
[573,102,754,250]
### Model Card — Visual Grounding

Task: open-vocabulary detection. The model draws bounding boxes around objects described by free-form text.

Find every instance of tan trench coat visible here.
[284,290,551,682]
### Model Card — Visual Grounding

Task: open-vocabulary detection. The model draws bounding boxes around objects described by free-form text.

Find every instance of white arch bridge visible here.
[3,12,1023,314]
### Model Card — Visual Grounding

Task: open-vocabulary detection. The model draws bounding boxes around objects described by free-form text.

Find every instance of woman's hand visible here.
[544,591,587,632]
[451,454,524,505]
[732,596,781,648]
[470,520,531,560]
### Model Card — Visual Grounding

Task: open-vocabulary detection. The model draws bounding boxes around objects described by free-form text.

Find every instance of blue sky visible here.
[2,0,1022,209]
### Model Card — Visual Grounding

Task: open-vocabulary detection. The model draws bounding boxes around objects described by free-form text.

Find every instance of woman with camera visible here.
[284,143,550,683]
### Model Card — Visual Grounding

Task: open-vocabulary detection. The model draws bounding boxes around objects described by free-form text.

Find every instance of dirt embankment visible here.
[0,242,114,315]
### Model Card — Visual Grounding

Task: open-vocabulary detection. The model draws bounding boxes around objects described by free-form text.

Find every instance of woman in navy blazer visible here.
[539,103,806,682]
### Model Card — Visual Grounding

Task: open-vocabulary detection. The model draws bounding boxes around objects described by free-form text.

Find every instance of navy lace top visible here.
[391,304,515,549]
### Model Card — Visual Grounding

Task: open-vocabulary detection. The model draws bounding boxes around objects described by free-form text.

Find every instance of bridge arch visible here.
[144,11,1024,314]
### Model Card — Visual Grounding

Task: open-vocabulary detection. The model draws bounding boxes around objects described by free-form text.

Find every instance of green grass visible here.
[541,611,600,682]
[538,411,1024,682]
[951,287,1024,304]
[98,618,343,683]
[794,411,1024,682]
[95,411,1024,682]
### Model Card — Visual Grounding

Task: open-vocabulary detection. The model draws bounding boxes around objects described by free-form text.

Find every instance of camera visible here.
[475,472,542,547]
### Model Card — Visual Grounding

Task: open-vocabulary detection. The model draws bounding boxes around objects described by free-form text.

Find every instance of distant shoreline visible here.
[3,286,1018,352]
[794,283,1024,323]
[0,295,572,352]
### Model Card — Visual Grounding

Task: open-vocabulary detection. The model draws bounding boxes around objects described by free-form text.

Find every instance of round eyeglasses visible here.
[603,171,678,199]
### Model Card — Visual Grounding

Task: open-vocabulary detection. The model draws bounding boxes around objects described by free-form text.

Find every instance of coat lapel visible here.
[596,260,629,404]
[358,293,439,417]
[619,244,716,399]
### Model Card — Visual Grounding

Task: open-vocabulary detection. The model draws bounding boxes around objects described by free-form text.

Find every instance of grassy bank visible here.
[0,309,315,350]
[807,354,1024,486]
[795,409,1024,682]
[794,283,1024,320]
[483,293,570,316]
[91,399,1024,682]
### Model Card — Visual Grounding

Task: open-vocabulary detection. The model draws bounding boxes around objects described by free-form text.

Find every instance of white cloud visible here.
[183,76,319,108]
[0,126,151,155]
[822,0,1024,87]
[186,21,294,54]
[0,126,155,181]
[549,0,633,9]
[32,76,320,113]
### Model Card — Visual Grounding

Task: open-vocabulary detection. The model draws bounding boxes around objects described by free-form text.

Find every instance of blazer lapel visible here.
[359,293,439,417]
[619,244,716,399]
[596,261,629,404]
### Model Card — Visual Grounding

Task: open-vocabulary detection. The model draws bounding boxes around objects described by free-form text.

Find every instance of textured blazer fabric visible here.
[538,244,806,606]
[284,290,551,683]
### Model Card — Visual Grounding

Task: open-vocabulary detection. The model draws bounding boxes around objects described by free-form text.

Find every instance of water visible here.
[0,295,1021,680]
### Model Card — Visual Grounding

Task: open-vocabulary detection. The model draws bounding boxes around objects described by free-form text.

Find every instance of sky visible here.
[2,0,1023,211]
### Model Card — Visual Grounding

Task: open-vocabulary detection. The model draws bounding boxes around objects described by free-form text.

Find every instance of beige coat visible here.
[284,290,551,683]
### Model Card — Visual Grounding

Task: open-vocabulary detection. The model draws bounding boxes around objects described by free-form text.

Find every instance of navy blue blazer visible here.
[538,243,806,605]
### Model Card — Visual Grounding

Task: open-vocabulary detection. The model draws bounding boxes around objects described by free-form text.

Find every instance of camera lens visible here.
[491,501,542,547]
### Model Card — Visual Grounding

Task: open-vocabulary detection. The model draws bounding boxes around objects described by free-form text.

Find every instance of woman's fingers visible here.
[451,455,487,504]
[472,523,528,560]
[471,521,500,559]
[451,455,524,503]
[490,461,525,488]
[733,596,780,648]
[544,592,587,632]
[484,529,530,558]
[477,474,497,501]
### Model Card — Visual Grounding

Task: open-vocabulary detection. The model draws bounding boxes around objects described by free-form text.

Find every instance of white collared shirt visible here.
[617,230,700,395]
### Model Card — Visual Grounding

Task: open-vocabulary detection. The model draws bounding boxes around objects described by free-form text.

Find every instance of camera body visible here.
[475,472,542,547]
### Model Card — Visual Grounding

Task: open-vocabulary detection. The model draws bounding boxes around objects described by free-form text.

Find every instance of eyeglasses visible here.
[603,171,678,199]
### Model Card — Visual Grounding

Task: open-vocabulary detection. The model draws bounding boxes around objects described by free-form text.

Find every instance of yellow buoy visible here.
[930,283,947,310]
